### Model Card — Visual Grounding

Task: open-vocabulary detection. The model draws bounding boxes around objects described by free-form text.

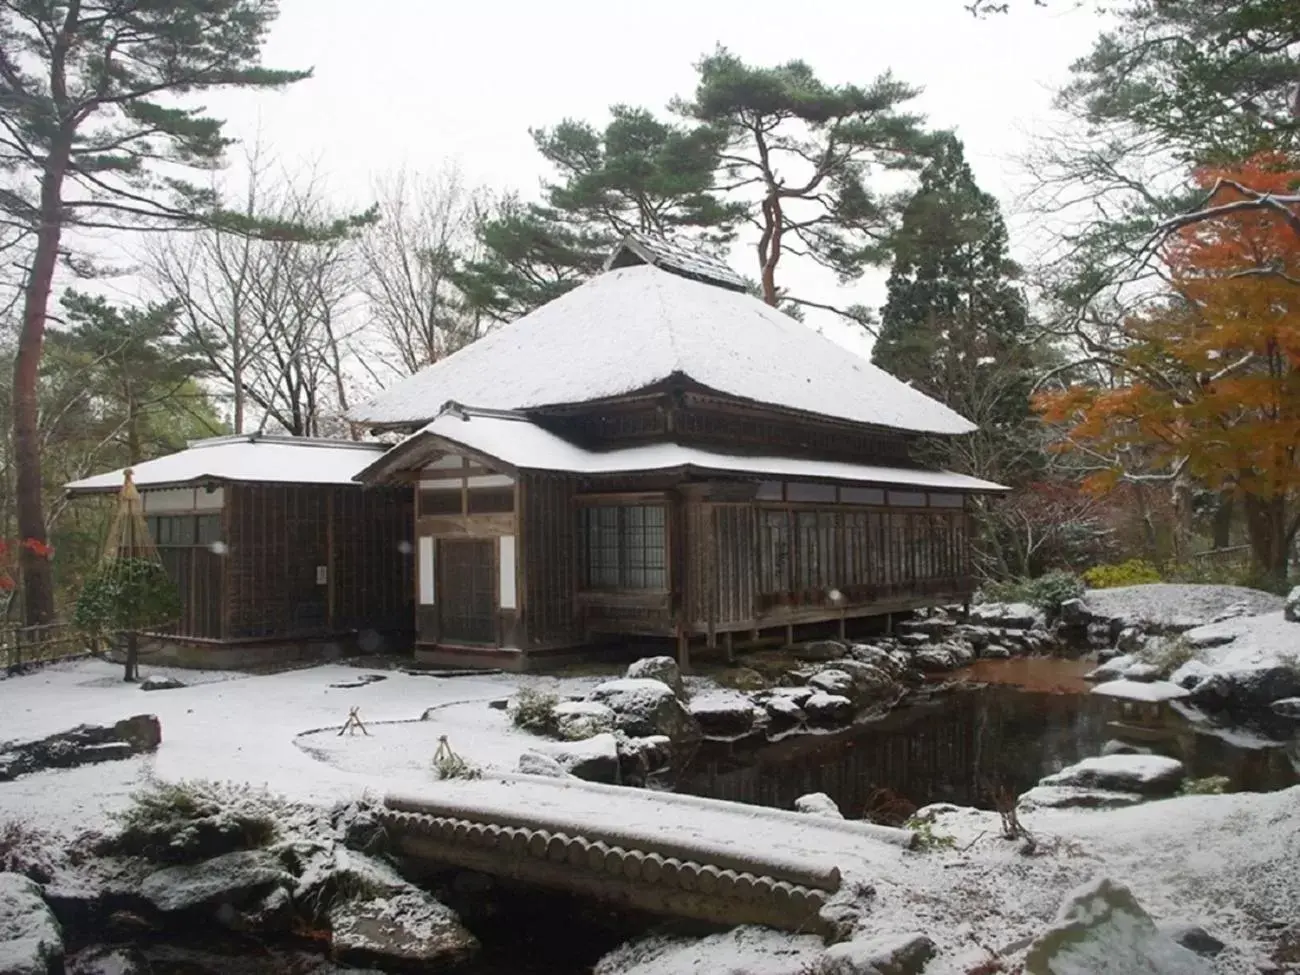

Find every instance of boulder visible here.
[1058,598,1091,627]
[848,644,907,677]
[0,873,63,975]
[808,669,854,697]
[536,733,620,783]
[616,735,673,783]
[552,700,616,741]
[139,675,185,691]
[593,926,822,975]
[1272,697,1300,719]
[763,695,806,727]
[333,801,389,857]
[1286,585,1300,623]
[516,751,571,779]
[1085,653,1136,682]
[793,792,843,819]
[898,632,930,648]
[688,691,758,739]
[624,656,685,700]
[328,889,478,970]
[958,626,993,650]
[588,679,700,741]
[983,644,1011,659]
[795,640,852,662]
[767,686,815,707]
[1169,659,1214,690]
[1039,754,1185,797]
[1024,877,1212,975]
[804,692,854,726]
[815,932,936,975]
[1100,739,1149,757]
[1116,626,1146,655]
[1085,623,1112,649]
[1120,661,1161,683]
[913,647,956,672]
[971,602,1044,630]
[1018,786,1148,812]
[1184,667,1300,710]
[1160,923,1225,958]
[945,640,977,665]
[139,850,290,914]
[0,715,161,782]
[292,847,406,917]
[66,946,145,974]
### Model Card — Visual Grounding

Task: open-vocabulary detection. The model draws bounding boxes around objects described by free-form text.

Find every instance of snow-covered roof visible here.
[605,230,748,291]
[351,263,976,436]
[65,435,387,494]
[359,408,1006,493]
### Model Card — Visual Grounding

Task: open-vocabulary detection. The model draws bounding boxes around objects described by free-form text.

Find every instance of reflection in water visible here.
[676,661,1300,816]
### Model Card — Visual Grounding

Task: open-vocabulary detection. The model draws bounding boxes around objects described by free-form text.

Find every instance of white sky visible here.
[120,0,1109,361]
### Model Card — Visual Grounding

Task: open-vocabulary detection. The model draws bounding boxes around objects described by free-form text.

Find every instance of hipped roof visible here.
[65,435,386,494]
[351,262,976,436]
[357,408,1007,493]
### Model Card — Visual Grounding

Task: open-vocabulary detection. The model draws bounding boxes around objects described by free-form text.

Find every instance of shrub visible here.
[903,816,956,852]
[982,570,1084,615]
[1083,559,1162,589]
[432,735,482,780]
[101,779,287,863]
[1180,775,1230,796]
[1139,636,1200,674]
[72,557,182,636]
[508,686,560,737]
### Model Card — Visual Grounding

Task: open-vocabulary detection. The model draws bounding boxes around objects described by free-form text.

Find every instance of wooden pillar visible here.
[676,630,691,675]
[723,630,734,664]
[837,612,846,641]
[326,490,337,630]
[785,622,794,647]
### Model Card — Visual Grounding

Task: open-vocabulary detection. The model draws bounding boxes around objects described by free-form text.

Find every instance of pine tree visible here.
[872,136,1034,475]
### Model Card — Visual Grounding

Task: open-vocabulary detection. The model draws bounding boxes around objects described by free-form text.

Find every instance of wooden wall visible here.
[226,484,413,642]
[518,472,580,647]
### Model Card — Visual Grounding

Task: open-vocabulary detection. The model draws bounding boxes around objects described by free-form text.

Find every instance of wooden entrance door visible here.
[438,538,497,645]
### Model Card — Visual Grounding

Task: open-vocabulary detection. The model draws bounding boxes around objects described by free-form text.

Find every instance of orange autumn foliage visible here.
[1036,152,1300,578]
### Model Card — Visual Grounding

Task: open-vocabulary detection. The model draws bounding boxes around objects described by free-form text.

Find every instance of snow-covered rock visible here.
[796,640,852,662]
[808,669,854,696]
[1286,586,1300,623]
[1039,755,1185,797]
[552,700,615,741]
[1173,612,1300,708]
[0,715,162,782]
[1058,597,1090,627]
[1018,786,1148,812]
[536,732,620,783]
[971,602,1044,630]
[982,643,1011,659]
[1116,626,1146,655]
[803,692,854,726]
[624,656,685,700]
[616,735,673,783]
[1120,661,1161,682]
[763,695,806,727]
[688,690,758,739]
[1091,679,1189,703]
[589,679,700,741]
[1083,584,1282,634]
[1271,697,1300,719]
[328,889,478,970]
[0,873,62,975]
[1023,877,1212,974]
[516,751,572,778]
[139,850,291,914]
[593,926,822,975]
[139,675,185,691]
[913,647,956,672]
[793,792,843,819]
[1085,653,1136,682]
[1160,922,1225,958]
[1100,739,1149,757]
[815,931,936,975]
[1169,659,1214,690]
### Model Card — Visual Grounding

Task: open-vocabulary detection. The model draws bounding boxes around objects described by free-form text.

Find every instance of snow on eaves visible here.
[350,264,976,436]
[361,410,1007,492]
[65,435,386,493]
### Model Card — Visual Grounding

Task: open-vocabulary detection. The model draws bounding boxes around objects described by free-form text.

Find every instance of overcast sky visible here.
[131,0,1109,359]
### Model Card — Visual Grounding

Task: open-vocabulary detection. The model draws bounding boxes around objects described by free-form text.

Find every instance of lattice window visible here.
[580,504,666,590]
[759,510,792,594]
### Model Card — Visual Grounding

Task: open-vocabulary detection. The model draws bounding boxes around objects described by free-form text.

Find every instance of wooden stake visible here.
[338,706,370,736]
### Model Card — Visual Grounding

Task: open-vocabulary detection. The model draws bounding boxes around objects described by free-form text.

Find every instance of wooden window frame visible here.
[577,501,669,593]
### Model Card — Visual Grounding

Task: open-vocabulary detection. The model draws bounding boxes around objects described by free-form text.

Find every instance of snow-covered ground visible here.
[1082,584,1283,632]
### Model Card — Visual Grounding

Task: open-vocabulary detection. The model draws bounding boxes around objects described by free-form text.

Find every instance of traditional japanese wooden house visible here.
[351,233,1007,671]
[66,435,413,667]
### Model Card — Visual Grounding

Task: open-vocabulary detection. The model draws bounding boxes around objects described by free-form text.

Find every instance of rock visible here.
[1085,653,1136,682]
[0,873,63,975]
[139,850,291,914]
[1161,923,1225,958]
[688,691,758,739]
[1286,586,1300,623]
[1116,626,1146,654]
[589,679,700,741]
[1170,659,1213,690]
[958,626,992,650]
[947,640,977,665]
[971,602,1044,630]
[793,793,843,819]
[1024,877,1212,974]
[334,802,389,857]
[913,647,955,672]
[1185,629,1236,650]
[796,640,852,662]
[898,632,930,648]
[217,884,293,933]
[624,656,685,700]
[804,692,854,726]
[763,695,806,727]
[1100,739,1149,757]
[816,931,937,975]
[516,751,571,778]
[552,700,616,741]
[536,733,620,783]
[66,945,145,974]
[1121,661,1161,682]
[808,669,854,696]
[768,686,815,706]
[848,644,907,677]
[1039,754,1185,797]
[0,715,161,782]
[616,735,673,783]
[1058,598,1091,627]
[291,847,406,917]
[139,675,184,691]
[1091,679,1189,703]
[594,926,822,975]
[328,890,477,970]
[982,644,1011,659]
[1018,786,1149,811]
[1185,667,1300,710]
[1086,622,1112,649]
[1272,697,1300,718]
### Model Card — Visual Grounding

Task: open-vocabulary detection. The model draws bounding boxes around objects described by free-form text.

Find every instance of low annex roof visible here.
[351,261,976,436]
[358,408,1007,494]
[65,434,387,494]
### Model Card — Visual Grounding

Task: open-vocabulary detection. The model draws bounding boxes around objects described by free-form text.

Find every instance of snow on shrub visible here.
[982,570,1085,614]
[1084,559,1163,589]
[509,686,560,737]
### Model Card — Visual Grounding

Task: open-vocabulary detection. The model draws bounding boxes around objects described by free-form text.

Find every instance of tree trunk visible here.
[13,149,71,626]
[758,193,783,307]
[124,630,139,682]
[1243,494,1291,590]
[1212,492,1234,550]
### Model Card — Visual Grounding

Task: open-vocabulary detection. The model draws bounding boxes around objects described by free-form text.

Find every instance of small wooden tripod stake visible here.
[338,706,370,736]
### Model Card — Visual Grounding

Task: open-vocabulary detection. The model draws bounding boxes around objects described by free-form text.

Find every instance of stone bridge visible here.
[381,775,915,935]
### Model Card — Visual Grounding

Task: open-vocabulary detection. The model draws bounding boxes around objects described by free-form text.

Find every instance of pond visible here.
[675,659,1300,818]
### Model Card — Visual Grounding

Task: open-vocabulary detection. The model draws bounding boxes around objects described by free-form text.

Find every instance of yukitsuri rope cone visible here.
[101,469,160,563]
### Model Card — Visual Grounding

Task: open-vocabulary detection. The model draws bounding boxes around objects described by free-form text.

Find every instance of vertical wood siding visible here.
[519,472,579,646]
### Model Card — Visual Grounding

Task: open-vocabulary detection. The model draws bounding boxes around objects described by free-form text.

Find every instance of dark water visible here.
[676,659,1300,818]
